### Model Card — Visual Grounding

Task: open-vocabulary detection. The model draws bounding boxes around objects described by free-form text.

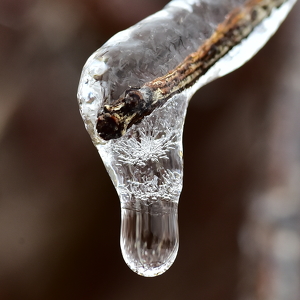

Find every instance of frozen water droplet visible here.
[96,93,188,277]
[77,51,188,276]
[120,201,179,277]
[77,0,296,277]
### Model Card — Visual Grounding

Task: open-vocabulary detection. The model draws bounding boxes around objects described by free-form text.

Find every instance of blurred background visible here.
[0,0,300,299]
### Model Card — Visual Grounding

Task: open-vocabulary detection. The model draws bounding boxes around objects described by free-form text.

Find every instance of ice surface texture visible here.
[77,0,297,277]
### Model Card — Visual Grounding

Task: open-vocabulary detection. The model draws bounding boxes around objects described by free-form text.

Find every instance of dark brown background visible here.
[0,1,300,299]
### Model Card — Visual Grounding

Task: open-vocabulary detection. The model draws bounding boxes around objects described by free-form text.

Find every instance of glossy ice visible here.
[77,0,297,276]
[99,93,187,277]
[121,201,179,277]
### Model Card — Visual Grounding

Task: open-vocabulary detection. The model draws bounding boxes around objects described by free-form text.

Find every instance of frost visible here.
[112,120,180,167]
[119,170,182,202]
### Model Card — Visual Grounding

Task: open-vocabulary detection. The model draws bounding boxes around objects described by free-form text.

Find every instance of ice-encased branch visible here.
[78,0,297,144]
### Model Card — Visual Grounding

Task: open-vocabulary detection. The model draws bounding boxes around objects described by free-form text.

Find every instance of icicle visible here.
[77,0,297,276]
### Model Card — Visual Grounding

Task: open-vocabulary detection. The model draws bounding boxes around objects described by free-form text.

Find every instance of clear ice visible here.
[77,0,297,277]
[81,85,188,276]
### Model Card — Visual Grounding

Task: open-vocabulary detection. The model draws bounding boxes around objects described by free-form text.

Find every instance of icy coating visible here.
[77,0,297,276]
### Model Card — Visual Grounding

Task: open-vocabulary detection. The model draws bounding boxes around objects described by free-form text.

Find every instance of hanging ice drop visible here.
[77,0,296,276]
[79,67,188,276]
